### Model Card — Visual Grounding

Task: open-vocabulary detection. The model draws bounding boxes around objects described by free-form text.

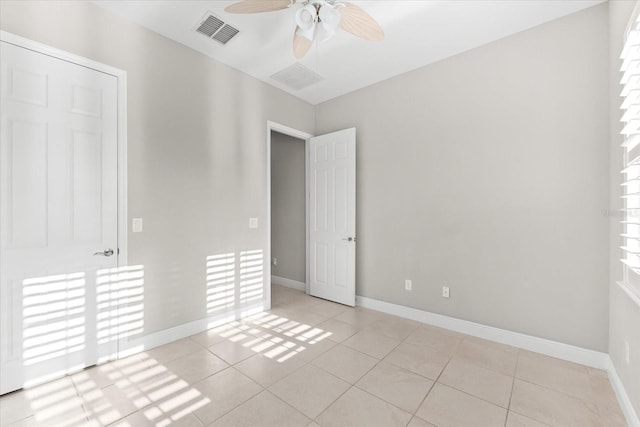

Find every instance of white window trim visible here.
[618,6,640,307]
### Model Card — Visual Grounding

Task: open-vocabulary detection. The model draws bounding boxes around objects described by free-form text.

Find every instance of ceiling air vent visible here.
[194,12,239,45]
[213,25,239,45]
[270,63,324,91]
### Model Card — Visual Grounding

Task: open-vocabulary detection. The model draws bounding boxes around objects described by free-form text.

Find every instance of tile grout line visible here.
[192,365,265,426]
[508,370,607,426]
[70,374,94,425]
[309,382,353,423]
[260,389,314,424]
[410,349,454,426]
[514,376,606,407]
[309,339,385,422]
[504,349,520,427]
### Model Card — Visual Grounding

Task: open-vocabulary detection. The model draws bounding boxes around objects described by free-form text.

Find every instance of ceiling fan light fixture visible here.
[296,24,316,41]
[225,0,384,58]
[316,23,335,42]
[318,3,340,29]
[296,4,317,31]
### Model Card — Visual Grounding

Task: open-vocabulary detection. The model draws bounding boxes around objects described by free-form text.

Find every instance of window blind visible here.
[621,12,640,280]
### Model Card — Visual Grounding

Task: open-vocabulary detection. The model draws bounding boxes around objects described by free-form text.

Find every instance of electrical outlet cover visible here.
[442,286,450,298]
[625,340,630,364]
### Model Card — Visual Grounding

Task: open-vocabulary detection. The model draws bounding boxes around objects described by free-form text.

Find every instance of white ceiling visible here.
[93,0,604,105]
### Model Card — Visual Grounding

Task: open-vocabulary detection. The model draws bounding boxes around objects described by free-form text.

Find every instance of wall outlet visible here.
[625,340,630,364]
[132,218,143,233]
[405,280,412,291]
[273,257,277,266]
[442,286,450,298]
[249,218,258,229]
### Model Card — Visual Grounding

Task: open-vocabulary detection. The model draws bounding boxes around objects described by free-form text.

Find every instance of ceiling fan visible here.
[224,0,385,59]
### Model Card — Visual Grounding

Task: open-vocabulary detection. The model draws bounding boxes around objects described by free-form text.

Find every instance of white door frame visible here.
[266,121,313,309]
[0,31,128,294]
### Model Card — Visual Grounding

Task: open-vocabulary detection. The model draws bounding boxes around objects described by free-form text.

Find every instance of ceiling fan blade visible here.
[225,0,293,14]
[339,2,384,41]
[293,26,312,59]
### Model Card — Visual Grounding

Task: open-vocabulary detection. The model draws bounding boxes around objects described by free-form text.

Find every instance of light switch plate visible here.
[249,218,258,229]
[132,218,143,233]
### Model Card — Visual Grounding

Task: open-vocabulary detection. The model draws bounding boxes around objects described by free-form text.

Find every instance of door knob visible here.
[341,237,356,242]
[94,248,115,257]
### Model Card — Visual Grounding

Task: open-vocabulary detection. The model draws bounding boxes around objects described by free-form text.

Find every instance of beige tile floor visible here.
[0,285,627,427]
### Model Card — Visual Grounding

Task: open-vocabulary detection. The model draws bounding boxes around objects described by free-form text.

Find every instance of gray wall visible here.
[609,0,640,418]
[271,132,306,283]
[316,4,610,351]
[0,0,314,336]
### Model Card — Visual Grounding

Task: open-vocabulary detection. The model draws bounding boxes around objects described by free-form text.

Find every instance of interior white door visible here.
[309,128,356,306]
[0,41,119,394]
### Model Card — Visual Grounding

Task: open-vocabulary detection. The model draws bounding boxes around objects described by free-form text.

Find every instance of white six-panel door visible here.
[0,41,119,394]
[309,128,356,306]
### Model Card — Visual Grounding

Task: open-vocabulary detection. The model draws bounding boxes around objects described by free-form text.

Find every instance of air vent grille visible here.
[214,25,240,45]
[270,63,324,91]
[196,15,224,38]
[194,12,239,45]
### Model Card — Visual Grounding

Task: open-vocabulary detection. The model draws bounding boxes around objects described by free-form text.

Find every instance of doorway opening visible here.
[270,131,307,291]
[266,122,313,310]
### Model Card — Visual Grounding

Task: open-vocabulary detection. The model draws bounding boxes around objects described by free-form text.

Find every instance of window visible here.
[620,9,640,305]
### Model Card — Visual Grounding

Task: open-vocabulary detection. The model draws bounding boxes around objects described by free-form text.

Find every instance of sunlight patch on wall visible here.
[96,265,145,345]
[205,253,236,318]
[239,250,264,312]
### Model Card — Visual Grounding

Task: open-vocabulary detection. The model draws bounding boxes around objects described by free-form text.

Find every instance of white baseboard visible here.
[271,275,306,291]
[356,296,609,369]
[607,358,640,427]
[117,302,265,358]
